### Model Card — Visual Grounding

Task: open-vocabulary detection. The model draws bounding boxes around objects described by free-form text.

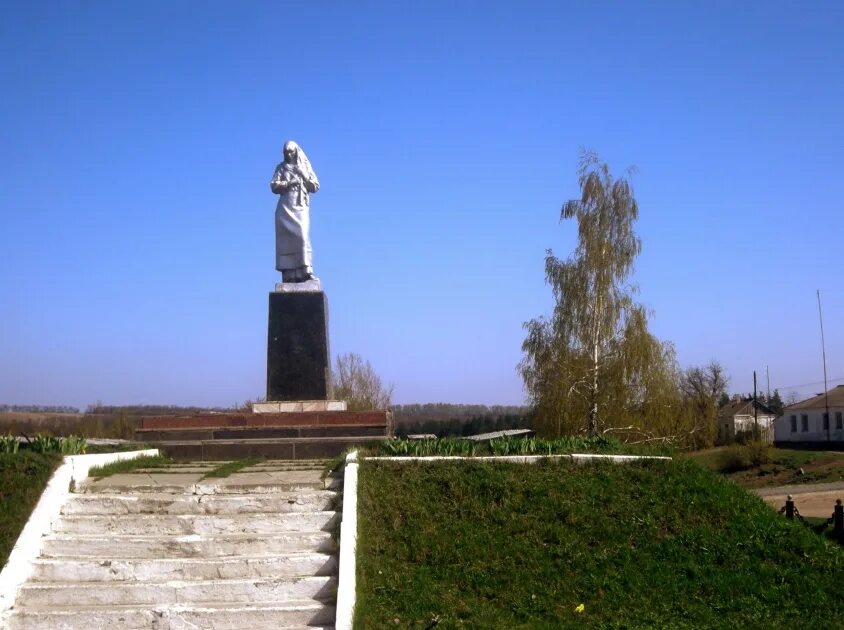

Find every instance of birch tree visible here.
[520,151,675,437]
[333,353,394,411]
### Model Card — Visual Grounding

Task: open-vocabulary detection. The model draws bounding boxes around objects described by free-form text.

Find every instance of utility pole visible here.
[766,365,771,400]
[817,290,831,442]
[753,370,759,441]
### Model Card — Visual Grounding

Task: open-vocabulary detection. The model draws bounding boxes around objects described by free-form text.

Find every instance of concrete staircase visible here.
[7,460,341,629]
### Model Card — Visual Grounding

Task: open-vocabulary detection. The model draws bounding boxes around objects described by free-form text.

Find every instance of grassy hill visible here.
[689,445,844,488]
[355,458,844,628]
[0,452,61,568]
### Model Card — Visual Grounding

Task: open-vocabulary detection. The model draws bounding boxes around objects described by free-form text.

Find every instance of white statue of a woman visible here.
[270,141,320,283]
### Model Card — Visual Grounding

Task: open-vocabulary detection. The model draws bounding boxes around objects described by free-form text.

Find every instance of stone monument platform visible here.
[253,400,347,413]
[135,410,392,460]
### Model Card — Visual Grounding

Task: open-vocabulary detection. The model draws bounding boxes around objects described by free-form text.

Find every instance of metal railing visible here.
[779,495,844,540]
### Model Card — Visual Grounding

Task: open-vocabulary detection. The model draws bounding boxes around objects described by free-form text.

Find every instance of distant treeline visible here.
[391,403,527,422]
[391,404,531,438]
[0,405,81,413]
[84,404,233,415]
[395,414,532,438]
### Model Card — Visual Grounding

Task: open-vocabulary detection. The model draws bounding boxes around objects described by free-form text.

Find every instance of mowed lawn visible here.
[355,459,844,628]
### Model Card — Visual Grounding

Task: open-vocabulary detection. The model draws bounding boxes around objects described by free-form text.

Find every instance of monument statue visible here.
[270,141,320,283]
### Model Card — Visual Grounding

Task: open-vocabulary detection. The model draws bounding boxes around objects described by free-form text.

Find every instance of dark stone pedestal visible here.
[267,291,332,401]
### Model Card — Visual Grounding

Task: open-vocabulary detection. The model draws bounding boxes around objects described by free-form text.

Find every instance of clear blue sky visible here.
[1,2,842,409]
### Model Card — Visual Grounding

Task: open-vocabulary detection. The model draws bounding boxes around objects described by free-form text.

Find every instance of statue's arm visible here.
[303,171,320,194]
[270,165,287,194]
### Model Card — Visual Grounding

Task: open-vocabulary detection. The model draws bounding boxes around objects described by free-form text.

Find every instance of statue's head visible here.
[283,141,299,163]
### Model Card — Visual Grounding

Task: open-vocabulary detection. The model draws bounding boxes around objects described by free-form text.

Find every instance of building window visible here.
[790,415,797,432]
[837,412,843,430]
[801,414,809,432]
[823,413,830,430]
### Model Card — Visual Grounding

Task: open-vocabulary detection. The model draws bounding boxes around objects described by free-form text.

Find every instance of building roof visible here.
[463,429,536,442]
[785,385,844,411]
[719,399,775,418]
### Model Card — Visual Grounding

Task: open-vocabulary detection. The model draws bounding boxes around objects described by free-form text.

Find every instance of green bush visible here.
[0,435,19,454]
[371,435,624,458]
[746,441,771,467]
[719,442,771,473]
[720,446,751,473]
[26,434,87,455]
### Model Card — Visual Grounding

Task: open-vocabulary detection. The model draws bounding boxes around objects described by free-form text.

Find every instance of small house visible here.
[718,398,777,444]
[774,385,844,445]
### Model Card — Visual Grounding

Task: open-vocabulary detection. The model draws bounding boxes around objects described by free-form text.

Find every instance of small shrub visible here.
[374,435,624,458]
[60,435,87,454]
[30,434,62,454]
[719,442,770,473]
[745,441,771,467]
[26,434,87,455]
[719,445,751,473]
[735,430,755,445]
[0,435,19,454]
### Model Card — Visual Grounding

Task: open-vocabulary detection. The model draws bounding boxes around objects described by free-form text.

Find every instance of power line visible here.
[769,376,844,392]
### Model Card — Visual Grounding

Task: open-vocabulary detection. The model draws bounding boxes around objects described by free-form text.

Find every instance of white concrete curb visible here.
[334,450,358,630]
[0,448,158,624]
[364,453,672,463]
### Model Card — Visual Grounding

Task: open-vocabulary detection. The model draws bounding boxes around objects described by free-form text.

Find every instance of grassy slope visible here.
[356,459,844,629]
[689,447,844,488]
[0,452,61,568]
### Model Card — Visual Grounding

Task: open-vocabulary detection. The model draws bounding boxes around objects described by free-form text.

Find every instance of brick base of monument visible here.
[136,410,393,460]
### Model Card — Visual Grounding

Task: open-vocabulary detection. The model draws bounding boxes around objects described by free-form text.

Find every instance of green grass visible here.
[1,434,87,455]
[84,442,155,454]
[689,446,844,488]
[87,455,174,479]
[355,459,844,628]
[1,452,61,568]
[201,458,262,479]
[364,435,672,458]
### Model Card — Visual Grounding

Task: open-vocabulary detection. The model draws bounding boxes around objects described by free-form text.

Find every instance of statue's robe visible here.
[271,162,319,273]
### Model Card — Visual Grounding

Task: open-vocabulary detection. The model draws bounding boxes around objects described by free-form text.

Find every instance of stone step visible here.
[18,575,337,607]
[167,459,232,469]
[244,461,327,466]
[130,467,217,474]
[252,463,333,471]
[42,532,338,558]
[7,601,335,629]
[62,491,337,515]
[81,470,342,495]
[30,554,338,582]
[55,512,339,536]
[241,463,330,471]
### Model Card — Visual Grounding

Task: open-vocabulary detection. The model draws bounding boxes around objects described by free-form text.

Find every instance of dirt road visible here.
[754,481,844,518]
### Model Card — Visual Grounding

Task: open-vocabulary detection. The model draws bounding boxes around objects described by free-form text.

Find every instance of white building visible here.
[774,384,844,445]
[718,399,777,444]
